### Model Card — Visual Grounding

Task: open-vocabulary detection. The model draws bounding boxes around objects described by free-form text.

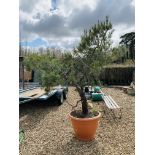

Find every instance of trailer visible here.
[19,85,68,105]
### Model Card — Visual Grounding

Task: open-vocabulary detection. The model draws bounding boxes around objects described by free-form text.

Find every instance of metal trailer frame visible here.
[19,86,68,105]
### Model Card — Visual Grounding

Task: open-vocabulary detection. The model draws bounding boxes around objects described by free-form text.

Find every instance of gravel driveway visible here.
[19,87,135,155]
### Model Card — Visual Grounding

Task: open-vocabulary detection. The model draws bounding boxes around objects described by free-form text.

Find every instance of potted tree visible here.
[24,17,113,141]
[63,17,113,141]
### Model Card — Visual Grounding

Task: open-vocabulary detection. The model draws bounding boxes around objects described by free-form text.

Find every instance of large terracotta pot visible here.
[69,111,101,141]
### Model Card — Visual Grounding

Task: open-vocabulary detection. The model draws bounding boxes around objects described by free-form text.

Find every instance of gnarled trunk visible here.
[76,85,88,115]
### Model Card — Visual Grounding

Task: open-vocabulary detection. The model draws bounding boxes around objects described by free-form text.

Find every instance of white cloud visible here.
[131,0,135,7]
[19,0,135,50]
[58,0,99,16]
[112,24,135,47]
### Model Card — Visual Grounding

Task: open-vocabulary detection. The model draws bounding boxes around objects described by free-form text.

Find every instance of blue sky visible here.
[19,0,135,50]
[20,38,47,47]
[51,0,57,10]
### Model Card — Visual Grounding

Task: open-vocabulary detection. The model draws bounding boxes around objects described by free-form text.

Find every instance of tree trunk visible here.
[81,93,88,115]
[76,85,88,115]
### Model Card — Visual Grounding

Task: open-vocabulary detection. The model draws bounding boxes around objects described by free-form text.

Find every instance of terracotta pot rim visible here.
[69,111,101,121]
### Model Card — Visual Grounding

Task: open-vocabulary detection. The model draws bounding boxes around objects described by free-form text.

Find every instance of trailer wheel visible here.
[63,91,67,100]
[57,94,64,105]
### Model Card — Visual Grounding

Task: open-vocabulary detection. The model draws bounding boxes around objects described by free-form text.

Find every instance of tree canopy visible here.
[73,16,114,86]
[24,53,62,92]
[120,32,135,60]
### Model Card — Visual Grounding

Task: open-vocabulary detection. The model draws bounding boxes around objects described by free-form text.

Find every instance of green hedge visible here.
[100,66,135,85]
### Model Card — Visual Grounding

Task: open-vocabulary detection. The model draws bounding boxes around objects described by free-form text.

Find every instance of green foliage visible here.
[19,130,25,144]
[110,46,127,63]
[60,53,76,85]
[120,32,135,46]
[119,32,135,60]
[24,53,62,92]
[73,16,113,86]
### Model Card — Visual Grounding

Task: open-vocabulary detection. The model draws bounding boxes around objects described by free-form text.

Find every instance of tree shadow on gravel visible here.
[19,102,60,131]
[58,137,104,155]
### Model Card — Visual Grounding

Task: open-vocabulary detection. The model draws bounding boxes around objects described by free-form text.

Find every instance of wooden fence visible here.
[100,66,135,85]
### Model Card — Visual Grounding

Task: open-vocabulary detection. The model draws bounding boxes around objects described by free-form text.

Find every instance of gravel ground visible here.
[19,87,135,155]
